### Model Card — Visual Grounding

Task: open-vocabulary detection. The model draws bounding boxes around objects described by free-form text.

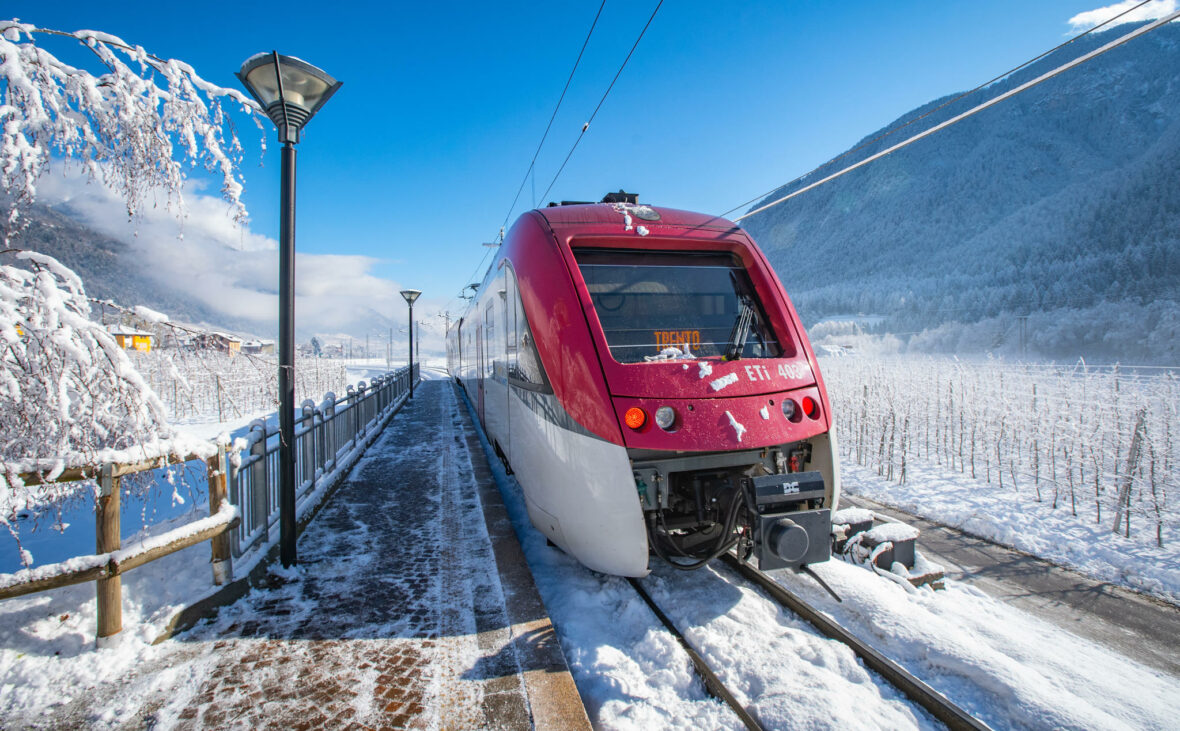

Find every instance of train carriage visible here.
[448,193,840,577]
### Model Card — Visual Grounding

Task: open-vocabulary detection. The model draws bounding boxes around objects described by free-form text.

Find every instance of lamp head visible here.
[237,52,341,144]
[400,289,422,306]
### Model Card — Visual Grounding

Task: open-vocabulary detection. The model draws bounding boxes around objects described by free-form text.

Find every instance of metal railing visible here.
[228,364,419,557]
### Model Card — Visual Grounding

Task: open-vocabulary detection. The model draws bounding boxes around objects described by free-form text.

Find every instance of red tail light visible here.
[624,407,647,430]
[801,396,819,419]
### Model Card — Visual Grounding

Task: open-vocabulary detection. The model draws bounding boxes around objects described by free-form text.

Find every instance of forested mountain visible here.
[743,21,1180,363]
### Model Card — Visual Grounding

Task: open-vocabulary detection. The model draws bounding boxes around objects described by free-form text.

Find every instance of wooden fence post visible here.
[208,448,233,585]
[96,464,122,648]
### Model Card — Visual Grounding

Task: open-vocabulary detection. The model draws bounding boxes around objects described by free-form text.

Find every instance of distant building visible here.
[242,339,276,355]
[194,331,242,356]
[107,325,153,352]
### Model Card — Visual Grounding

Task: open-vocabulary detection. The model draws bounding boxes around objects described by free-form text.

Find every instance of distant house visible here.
[194,331,242,356]
[108,325,153,352]
[242,339,276,355]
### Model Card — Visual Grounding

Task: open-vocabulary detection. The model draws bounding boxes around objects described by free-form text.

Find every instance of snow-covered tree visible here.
[0,21,261,563]
[0,19,259,241]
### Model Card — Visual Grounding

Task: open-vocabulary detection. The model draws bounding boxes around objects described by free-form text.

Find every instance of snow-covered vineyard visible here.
[133,350,351,423]
[823,357,1178,547]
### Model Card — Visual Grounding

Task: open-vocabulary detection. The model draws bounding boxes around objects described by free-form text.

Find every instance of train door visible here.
[502,268,516,458]
[476,323,485,423]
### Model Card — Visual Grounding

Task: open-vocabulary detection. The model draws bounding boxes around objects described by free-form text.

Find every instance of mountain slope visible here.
[8,203,260,334]
[743,21,1180,362]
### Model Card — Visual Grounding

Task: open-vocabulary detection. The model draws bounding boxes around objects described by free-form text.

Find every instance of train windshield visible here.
[573,248,782,364]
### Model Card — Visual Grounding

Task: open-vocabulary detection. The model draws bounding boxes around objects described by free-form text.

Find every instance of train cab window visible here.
[573,248,783,364]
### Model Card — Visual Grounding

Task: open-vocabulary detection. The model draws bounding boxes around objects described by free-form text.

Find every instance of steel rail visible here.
[627,577,763,731]
[720,554,991,731]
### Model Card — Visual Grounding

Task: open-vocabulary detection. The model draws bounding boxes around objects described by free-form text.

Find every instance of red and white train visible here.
[447,192,840,577]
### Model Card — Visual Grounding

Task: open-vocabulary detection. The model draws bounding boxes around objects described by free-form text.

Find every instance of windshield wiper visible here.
[724,295,755,361]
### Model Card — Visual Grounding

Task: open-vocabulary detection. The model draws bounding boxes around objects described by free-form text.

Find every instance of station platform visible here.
[112,379,590,729]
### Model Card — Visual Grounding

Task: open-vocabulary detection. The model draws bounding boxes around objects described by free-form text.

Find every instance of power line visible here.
[451,3,609,315]
[720,0,1162,221]
[498,1,607,234]
[537,0,665,205]
[733,9,1180,223]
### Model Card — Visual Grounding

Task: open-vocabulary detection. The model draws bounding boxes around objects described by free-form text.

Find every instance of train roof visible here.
[536,201,744,235]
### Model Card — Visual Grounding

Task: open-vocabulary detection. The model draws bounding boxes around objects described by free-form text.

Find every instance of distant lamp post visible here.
[237,52,341,569]
[401,289,421,398]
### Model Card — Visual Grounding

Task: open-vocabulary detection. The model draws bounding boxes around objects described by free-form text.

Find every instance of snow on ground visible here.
[781,558,1180,730]
[463,393,932,729]
[0,367,416,719]
[0,537,224,716]
[464,388,1180,730]
[5,376,1178,730]
[842,461,1180,606]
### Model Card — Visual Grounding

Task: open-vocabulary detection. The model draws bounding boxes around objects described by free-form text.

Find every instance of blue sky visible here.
[5,0,1153,349]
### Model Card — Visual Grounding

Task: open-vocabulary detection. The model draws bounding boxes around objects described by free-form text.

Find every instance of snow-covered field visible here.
[843,460,1180,606]
[822,356,1180,605]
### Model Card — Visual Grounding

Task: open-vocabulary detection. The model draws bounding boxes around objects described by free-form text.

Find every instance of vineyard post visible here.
[96,464,122,647]
[1112,408,1146,536]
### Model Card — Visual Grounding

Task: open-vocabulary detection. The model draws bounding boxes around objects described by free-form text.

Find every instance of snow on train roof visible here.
[538,202,742,233]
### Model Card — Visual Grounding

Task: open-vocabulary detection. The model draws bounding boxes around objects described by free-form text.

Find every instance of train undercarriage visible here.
[631,438,834,572]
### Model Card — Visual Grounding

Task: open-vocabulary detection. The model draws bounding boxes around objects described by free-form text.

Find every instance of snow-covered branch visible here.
[1,249,175,535]
[0,20,261,242]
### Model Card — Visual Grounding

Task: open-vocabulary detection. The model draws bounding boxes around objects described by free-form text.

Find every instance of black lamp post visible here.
[400,289,421,398]
[237,52,341,568]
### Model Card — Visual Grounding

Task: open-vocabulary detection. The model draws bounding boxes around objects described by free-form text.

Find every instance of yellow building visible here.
[108,326,153,352]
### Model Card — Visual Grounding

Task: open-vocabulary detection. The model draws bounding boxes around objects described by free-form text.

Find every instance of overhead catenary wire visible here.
[537,0,664,205]
[450,0,663,314]
[498,1,607,235]
[726,1,1172,223]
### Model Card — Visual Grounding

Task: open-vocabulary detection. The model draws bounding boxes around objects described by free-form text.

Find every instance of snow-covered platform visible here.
[2,379,589,728]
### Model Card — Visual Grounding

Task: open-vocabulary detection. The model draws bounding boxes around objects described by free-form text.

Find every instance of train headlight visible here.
[654,406,677,431]
[782,399,799,422]
[624,407,648,430]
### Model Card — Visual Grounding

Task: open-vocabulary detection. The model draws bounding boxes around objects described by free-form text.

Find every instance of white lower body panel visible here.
[506,388,649,577]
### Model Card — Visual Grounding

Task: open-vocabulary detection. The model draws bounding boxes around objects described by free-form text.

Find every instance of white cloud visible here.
[1067,0,1177,32]
[31,171,449,356]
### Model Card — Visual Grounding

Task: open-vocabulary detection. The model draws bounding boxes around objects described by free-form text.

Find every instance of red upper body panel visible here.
[486,202,832,450]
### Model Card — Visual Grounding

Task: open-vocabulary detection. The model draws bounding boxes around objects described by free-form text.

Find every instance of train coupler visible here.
[741,472,831,571]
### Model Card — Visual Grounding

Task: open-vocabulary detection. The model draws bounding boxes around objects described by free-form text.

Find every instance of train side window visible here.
[507,269,552,393]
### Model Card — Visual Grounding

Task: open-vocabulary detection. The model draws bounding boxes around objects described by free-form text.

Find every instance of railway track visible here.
[629,556,991,731]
